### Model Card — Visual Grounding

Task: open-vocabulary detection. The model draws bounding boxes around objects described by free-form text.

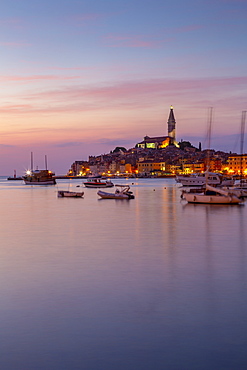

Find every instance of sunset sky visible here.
[1,0,247,175]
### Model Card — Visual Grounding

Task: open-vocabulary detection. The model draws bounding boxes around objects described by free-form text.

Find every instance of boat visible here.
[23,169,56,185]
[181,184,244,204]
[97,185,135,199]
[57,190,84,198]
[23,153,56,185]
[83,178,114,188]
[176,172,234,187]
[180,108,244,205]
[7,170,23,181]
[232,179,247,197]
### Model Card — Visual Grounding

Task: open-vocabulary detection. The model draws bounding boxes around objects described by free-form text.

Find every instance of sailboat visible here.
[181,184,243,204]
[181,108,244,205]
[23,153,56,185]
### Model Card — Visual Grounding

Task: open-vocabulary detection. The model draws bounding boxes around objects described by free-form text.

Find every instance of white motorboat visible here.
[181,184,244,204]
[57,190,84,198]
[84,178,114,188]
[176,172,234,187]
[97,185,135,199]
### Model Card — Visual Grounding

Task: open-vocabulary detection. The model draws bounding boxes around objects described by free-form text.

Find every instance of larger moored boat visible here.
[176,172,234,187]
[23,169,56,185]
[23,153,56,185]
[181,184,243,204]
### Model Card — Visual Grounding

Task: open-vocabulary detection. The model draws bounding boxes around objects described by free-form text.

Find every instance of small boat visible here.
[7,170,23,181]
[57,190,84,198]
[97,185,135,199]
[181,184,244,204]
[176,172,234,187]
[83,178,114,188]
[23,169,56,185]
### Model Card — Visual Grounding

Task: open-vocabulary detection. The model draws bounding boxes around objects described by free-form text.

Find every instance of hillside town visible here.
[67,106,247,178]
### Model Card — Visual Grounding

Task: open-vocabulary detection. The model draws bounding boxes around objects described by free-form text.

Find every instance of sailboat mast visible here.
[45,155,48,170]
[240,111,246,155]
[240,111,246,180]
[31,152,33,171]
[206,107,213,172]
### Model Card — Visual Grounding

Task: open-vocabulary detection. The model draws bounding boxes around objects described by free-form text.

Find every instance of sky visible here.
[0,0,247,175]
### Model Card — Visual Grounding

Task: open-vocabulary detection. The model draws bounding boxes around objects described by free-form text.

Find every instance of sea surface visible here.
[1,176,247,370]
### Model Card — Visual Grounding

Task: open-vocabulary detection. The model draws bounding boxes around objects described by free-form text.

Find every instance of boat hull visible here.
[97,190,134,199]
[182,192,242,204]
[84,183,114,188]
[24,179,56,185]
[7,177,23,181]
[57,191,84,198]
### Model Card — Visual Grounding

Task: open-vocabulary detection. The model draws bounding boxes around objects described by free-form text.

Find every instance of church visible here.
[136,106,179,149]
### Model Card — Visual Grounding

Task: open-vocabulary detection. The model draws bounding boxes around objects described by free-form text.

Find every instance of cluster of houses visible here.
[67,145,247,177]
[67,106,247,177]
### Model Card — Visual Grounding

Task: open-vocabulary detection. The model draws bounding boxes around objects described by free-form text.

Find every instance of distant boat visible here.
[83,178,114,188]
[23,153,56,185]
[7,170,23,181]
[97,185,135,199]
[57,190,84,198]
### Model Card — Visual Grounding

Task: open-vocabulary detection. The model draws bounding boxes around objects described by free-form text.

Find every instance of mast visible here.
[240,111,246,182]
[45,155,48,170]
[31,152,33,171]
[206,107,213,173]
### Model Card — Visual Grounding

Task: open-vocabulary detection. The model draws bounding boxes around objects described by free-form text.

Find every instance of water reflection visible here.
[0,178,247,370]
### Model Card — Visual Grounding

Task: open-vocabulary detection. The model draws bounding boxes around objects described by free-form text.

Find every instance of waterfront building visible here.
[227,154,247,175]
[68,161,89,176]
[137,160,166,176]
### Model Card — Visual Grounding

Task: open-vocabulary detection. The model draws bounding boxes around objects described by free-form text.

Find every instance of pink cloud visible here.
[72,13,105,22]
[0,18,24,28]
[0,41,31,47]
[1,76,247,116]
[103,34,170,48]
[0,74,80,82]
[174,25,203,33]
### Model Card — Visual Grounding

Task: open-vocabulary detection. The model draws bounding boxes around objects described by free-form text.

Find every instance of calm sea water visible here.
[1,176,247,370]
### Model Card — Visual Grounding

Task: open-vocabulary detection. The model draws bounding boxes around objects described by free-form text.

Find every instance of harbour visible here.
[1,176,247,370]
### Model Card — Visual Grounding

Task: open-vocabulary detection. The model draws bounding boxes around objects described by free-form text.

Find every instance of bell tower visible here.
[167,105,176,140]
